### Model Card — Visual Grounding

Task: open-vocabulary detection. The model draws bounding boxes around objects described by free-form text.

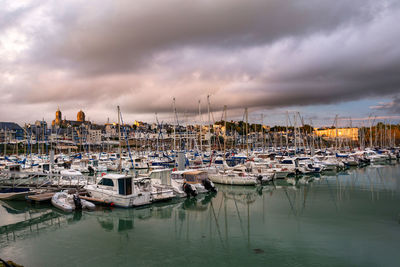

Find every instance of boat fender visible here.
[73,195,82,210]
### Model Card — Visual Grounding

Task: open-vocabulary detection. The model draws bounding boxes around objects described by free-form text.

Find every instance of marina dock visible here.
[26,192,55,202]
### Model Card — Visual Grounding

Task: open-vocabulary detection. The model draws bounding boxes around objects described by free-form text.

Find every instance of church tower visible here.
[77,110,85,122]
[55,107,62,125]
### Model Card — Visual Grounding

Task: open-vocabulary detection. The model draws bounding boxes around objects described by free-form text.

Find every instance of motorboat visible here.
[51,191,95,212]
[142,169,177,200]
[209,170,258,186]
[0,187,32,200]
[171,170,217,197]
[363,150,388,163]
[84,174,152,208]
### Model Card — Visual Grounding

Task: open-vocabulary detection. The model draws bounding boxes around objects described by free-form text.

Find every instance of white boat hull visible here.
[209,175,256,185]
[51,192,95,212]
[85,187,152,208]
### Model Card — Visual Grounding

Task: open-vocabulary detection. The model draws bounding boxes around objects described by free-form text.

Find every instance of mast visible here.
[262,114,265,153]
[223,105,227,160]
[4,128,6,156]
[172,97,176,151]
[245,107,248,157]
[155,113,159,152]
[298,112,307,151]
[198,100,202,152]
[118,105,122,174]
[286,111,289,150]
[369,115,373,148]
[185,112,189,151]
[293,114,297,155]
[311,119,315,155]
[349,117,353,150]
[42,119,45,155]
[207,94,211,153]
[384,120,387,148]
[24,128,26,156]
[335,114,338,151]
[234,125,237,150]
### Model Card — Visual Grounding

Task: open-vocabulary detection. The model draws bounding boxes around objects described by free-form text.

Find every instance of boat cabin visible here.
[85,173,153,207]
[148,169,172,186]
[280,158,299,167]
[6,164,21,172]
[109,153,120,160]
[182,171,208,184]
[37,163,50,172]
[214,157,225,164]
[98,174,133,195]
[71,159,88,169]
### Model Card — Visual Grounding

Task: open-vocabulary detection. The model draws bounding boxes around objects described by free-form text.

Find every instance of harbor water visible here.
[1,164,400,266]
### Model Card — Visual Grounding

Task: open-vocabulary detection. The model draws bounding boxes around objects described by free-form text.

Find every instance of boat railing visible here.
[0,170,95,189]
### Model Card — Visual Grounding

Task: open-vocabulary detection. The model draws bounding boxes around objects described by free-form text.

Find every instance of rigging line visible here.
[119,109,135,170]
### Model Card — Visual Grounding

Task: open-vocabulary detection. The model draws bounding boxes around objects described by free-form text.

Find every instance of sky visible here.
[1,0,400,126]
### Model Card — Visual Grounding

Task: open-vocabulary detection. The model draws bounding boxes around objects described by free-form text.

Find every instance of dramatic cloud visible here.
[1,0,400,124]
[371,95,400,114]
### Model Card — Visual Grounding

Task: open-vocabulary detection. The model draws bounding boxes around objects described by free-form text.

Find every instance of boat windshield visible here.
[98,178,114,187]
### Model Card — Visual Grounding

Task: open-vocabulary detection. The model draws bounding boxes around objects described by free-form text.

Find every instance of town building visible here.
[313,128,359,141]
[88,129,102,143]
[52,107,90,128]
[0,122,24,141]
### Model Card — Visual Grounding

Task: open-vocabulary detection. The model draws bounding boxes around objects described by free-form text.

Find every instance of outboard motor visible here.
[73,194,82,210]
[202,178,217,193]
[88,165,95,174]
[183,182,197,197]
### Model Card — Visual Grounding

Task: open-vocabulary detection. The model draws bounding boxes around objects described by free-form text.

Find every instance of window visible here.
[99,178,114,187]
[118,178,132,195]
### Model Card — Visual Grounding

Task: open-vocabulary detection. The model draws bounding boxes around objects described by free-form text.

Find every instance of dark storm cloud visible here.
[30,0,381,75]
[1,0,400,123]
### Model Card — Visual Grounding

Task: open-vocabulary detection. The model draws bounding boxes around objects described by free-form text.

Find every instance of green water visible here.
[1,164,400,267]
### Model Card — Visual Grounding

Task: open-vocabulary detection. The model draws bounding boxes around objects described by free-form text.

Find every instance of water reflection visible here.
[92,193,218,235]
[1,164,400,267]
[0,202,66,246]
